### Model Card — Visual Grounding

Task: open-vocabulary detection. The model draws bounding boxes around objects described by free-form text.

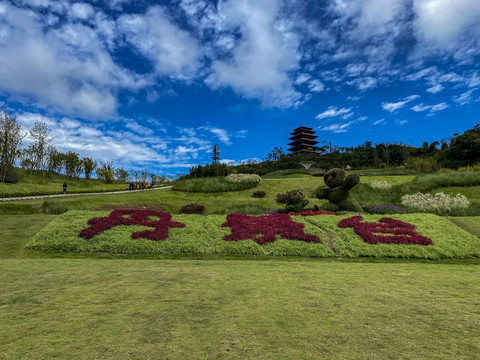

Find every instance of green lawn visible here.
[26,211,480,259]
[1,169,480,360]
[1,259,479,359]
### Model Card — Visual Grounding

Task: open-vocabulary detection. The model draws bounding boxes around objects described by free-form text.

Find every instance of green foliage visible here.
[180,203,205,214]
[306,214,480,259]
[225,173,261,184]
[172,177,259,193]
[439,125,480,169]
[285,188,309,213]
[407,157,441,173]
[41,200,69,214]
[317,168,362,212]
[0,203,39,215]
[96,161,115,183]
[27,211,333,257]
[27,211,480,260]
[188,163,232,178]
[216,203,269,215]
[0,107,25,181]
[82,157,97,179]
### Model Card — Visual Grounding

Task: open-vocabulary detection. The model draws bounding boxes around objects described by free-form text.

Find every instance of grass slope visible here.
[307,214,480,259]
[1,259,479,359]
[27,211,480,259]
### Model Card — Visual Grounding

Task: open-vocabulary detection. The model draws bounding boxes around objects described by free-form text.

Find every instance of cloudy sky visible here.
[1,0,479,174]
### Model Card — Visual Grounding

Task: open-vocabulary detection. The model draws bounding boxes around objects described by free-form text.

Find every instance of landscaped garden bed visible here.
[27,210,480,259]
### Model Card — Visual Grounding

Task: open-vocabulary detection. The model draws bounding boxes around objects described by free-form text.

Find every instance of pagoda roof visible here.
[292,126,314,132]
[289,132,318,140]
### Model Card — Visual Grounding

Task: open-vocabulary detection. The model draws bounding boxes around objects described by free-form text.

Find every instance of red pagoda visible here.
[288,126,319,153]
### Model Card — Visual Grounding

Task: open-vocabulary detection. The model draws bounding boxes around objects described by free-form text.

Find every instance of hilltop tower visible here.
[288,126,319,153]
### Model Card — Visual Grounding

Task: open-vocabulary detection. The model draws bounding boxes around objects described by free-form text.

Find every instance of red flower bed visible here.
[290,210,339,216]
[222,213,320,245]
[337,215,433,245]
[79,209,185,241]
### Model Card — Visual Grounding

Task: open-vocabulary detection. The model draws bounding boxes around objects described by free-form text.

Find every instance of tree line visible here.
[187,124,480,177]
[0,107,174,184]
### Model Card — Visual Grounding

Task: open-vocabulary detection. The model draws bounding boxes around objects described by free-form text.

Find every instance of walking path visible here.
[0,186,173,202]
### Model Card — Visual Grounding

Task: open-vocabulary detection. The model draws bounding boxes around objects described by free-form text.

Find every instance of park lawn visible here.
[26,211,480,259]
[2,175,416,214]
[0,179,128,197]
[448,216,480,238]
[26,211,334,258]
[307,213,480,259]
[432,185,480,200]
[1,258,479,359]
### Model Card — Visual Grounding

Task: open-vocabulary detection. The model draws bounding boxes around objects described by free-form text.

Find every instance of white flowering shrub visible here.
[369,180,392,190]
[401,192,470,215]
[225,173,262,184]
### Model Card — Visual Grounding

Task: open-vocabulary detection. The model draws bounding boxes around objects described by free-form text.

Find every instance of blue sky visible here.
[0,0,479,174]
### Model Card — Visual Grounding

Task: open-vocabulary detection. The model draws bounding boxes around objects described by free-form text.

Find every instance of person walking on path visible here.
[63,182,67,194]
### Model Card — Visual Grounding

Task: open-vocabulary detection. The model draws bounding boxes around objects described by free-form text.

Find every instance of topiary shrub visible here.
[311,172,325,177]
[253,190,266,198]
[316,168,362,212]
[276,192,288,203]
[285,189,309,213]
[180,203,205,214]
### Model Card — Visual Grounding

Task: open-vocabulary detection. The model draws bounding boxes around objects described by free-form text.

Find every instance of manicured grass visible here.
[449,216,480,238]
[172,177,259,193]
[26,211,480,259]
[0,215,56,258]
[1,259,479,359]
[0,203,39,215]
[432,186,480,200]
[0,180,130,197]
[27,211,334,258]
[307,214,480,259]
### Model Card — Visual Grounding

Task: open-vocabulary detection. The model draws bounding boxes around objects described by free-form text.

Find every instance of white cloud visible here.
[411,102,448,113]
[70,3,95,20]
[316,106,353,120]
[426,84,444,94]
[347,77,377,91]
[125,121,154,136]
[320,121,354,133]
[208,128,231,145]
[118,6,201,80]
[0,3,144,118]
[372,119,385,125]
[382,95,420,112]
[207,0,302,108]
[308,79,325,92]
[453,89,476,105]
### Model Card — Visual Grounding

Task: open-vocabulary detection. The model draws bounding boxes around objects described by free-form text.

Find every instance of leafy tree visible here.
[97,161,115,183]
[0,107,25,182]
[64,151,83,178]
[439,125,480,168]
[115,167,129,182]
[46,146,62,174]
[29,120,52,175]
[82,157,97,180]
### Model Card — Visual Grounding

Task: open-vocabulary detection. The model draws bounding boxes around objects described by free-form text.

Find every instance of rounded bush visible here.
[253,190,266,198]
[323,168,346,188]
[180,203,205,214]
[276,193,288,203]
[311,171,325,177]
[368,204,407,214]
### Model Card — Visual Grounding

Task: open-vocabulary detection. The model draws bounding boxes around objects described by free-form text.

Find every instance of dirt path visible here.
[0,186,173,202]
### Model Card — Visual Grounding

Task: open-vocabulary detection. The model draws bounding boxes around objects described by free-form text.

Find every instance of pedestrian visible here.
[63,182,67,194]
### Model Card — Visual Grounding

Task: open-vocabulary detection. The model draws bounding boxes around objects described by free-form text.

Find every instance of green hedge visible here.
[172,177,259,193]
